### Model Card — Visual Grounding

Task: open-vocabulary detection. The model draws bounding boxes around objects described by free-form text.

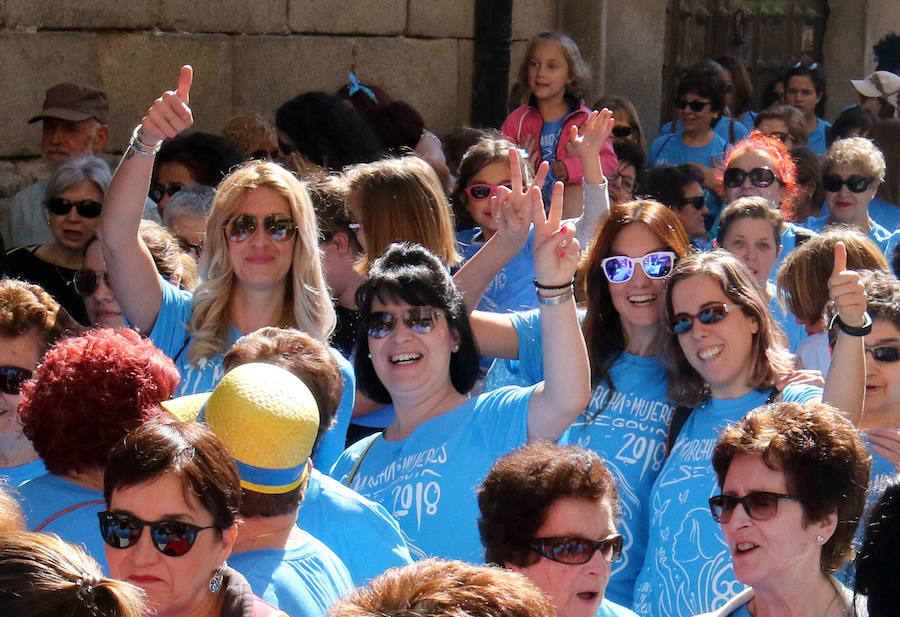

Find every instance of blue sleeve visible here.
[782,383,823,403]
[312,349,357,471]
[511,309,545,383]
[648,135,665,165]
[148,276,194,359]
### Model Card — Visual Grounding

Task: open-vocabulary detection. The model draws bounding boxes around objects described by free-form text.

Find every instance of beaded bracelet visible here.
[127,125,163,157]
[534,277,576,290]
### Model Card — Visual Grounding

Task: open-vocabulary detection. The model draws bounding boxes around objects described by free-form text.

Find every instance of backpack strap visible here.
[35,499,105,532]
[343,432,382,488]
[665,405,694,457]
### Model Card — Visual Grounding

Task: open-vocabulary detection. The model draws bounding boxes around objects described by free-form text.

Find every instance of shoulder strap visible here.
[35,499,105,532]
[343,432,382,488]
[729,118,736,143]
[665,406,694,457]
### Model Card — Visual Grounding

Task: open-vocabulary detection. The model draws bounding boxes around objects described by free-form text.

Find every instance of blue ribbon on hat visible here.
[234,458,307,490]
[348,73,378,103]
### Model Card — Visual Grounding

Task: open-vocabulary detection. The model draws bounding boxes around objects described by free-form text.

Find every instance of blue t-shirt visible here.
[660,118,749,145]
[819,197,900,232]
[808,118,832,155]
[541,115,567,202]
[631,384,822,617]
[331,385,537,562]
[767,289,807,354]
[801,216,900,259]
[735,111,757,133]
[17,473,108,570]
[148,278,355,471]
[598,599,641,617]
[456,228,538,314]
[228,531,353,617]
[648,132,728,222]
[500,309,674,607]
[298,468,413,585]
[1,457,46,487]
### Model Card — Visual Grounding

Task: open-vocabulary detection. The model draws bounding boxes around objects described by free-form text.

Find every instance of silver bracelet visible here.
[128,125,162,157]
[536,287,574,306]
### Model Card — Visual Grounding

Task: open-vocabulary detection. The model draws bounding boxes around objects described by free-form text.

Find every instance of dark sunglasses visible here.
[611,125,635,138]
[73,269,112,297]
[46,197,102,219]
[98,511,216,557]
[464,183,512,201]
[723,167,779,189]
[669,303,737,335]
[822,174,875,193]
[530,534,624,565]
[223,213,297,243]
[708,492,800,523]
[177,237,204,260]
[866,346,900,363]
[367,306,444,339]
[148,182,183,204]
[681,195,706,210]
[675,98,711,112]
[0,366,32,396]
[601,251,676,284]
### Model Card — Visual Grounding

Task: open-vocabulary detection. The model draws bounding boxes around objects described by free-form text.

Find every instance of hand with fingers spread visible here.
[489,148,549,253]
[828,241,868,328]
[140,65,194,143]
[566,109,614,186]
[776,368,825,392]
[533,181,580,288]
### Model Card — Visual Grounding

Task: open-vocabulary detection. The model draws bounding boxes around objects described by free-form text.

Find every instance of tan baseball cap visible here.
[850,71,900,108]
[28,82,109,124]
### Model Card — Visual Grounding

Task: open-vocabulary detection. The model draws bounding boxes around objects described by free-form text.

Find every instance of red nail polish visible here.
[560,252,566,258]
[561,227,568,234]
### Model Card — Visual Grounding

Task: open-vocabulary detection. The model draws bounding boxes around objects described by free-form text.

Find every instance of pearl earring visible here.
[816,535,824,543]
[452,345,460,353]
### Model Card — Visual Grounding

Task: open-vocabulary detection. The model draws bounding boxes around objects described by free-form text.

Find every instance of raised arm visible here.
[526,181,590,442]
[565,109,614,247]
[101,66,194,334]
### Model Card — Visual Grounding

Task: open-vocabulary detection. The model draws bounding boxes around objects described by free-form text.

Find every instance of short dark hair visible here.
[104,418,241,536]
[712,401,871,572]
[785,63,826,117]
[828,106,879,146]
[611,138,646,174]
[354,243,479,404]
[640,164,704,210]
[873,32,900,73]
[156,132,243,187]
[677,61,727,113]
[478,442,619,567]
[855,476,900,617]
[239,484,305,519]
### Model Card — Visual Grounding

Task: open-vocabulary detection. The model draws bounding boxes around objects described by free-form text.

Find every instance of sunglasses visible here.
[98,511,216,557]
[464,183,512,201]
[367,306,444,339]
[669,303,738,335]
[177,237,204,261]
[611,125,635,138]
[46,197,102,219]
[675,98,711,112]
[723,167,779,189]
[822,174,875,193]
[0,366,32,396]
[529,534,624,565]
[223,213,297,243]
[73,269,112,297]
[708,491,800,523]
[601,251,676,284]
[148,182,183,204]
[681,195,706,210]
[866,346,900,363]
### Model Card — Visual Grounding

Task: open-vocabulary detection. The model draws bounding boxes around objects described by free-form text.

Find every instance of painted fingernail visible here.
[561,227,568,234]
[560,252,566,258]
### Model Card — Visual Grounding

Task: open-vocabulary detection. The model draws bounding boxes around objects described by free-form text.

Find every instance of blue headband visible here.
[348,73,378,103]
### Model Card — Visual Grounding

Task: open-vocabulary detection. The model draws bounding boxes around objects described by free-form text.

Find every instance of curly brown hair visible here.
[0,279,76,350]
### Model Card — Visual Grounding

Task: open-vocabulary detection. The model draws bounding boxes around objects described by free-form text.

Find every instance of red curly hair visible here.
[723,131,799,222]
[18,329,180,475]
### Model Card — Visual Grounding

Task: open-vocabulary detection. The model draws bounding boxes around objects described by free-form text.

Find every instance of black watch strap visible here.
[829,312,873,337]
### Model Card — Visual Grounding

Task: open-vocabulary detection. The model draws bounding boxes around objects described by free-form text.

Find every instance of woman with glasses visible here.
[593,95,646,153]
[691,401,870,617]
[802,137,900,259]
[480,200,690,607]
[632,250,866,617]
[753,104,809,150]
[5,155,111,325]
[101,417,287,617]
[478,442,636,617]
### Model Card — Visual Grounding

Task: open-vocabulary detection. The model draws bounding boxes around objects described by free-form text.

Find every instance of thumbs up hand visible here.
[141,65,194,142]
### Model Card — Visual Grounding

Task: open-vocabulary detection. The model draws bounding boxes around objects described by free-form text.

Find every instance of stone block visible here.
[97,33,234,149]
[456,39,474,129]
[509,40,528,95]
[353,37,459,135]
[512,0,558,42]
[288,0,406,35]
[408,0,474,39]
[159,0,288,34]
[232,35,353,119]
[0,32,100,158]
[5,0,157,29]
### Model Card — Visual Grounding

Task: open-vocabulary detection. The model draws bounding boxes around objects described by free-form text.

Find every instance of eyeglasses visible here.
[73,269,112,297]
[723,167,779,189]
[464,183,512,201]
[223,213,297,243]
[0,366,32,395]
[822,174,875,193]
[681,195,706,210]
[866,346,900,363]
[766,131,791,144]
[675,98,712,112]
[669,303,738,335]
[529,534,624,565]
[708,492,800,523]
[148,182,183,204]
[367,306,444,339]
[98,511,216,557]
[611,125,635,138]
[601,251,676,284]
[46,197,102,219]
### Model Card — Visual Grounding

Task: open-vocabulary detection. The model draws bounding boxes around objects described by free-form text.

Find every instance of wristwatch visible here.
[829,311,873,337]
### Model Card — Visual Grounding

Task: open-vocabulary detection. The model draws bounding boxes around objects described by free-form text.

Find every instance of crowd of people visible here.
[1,26,900,617]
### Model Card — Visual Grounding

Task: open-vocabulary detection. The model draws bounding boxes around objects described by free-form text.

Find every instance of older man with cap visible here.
[164,362,353,617]
[851,70,900,120]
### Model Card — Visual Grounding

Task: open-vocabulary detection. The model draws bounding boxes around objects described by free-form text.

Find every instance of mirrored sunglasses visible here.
[822,174,875,193]
[529,534,624,565]
[600,251,676,284]
[669,303,737,335]
[367,306,444,339]
[46,197,102,219]
[708,491,799,523]
[866,346,900,363]
[73,269,112,297]
[611,125,635,138]
[223,213,297,243]
[98,511,215,557]
[0,366,32,396]
[675,98,711,112]
[464,183,512,201]
[723,167,779,189]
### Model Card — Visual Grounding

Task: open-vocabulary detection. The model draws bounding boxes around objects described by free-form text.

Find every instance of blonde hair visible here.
[346,156,461,272]
[188,161,335,366]
[0,484,24,532]
[0,531,145,617]
[823,136,886,182]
